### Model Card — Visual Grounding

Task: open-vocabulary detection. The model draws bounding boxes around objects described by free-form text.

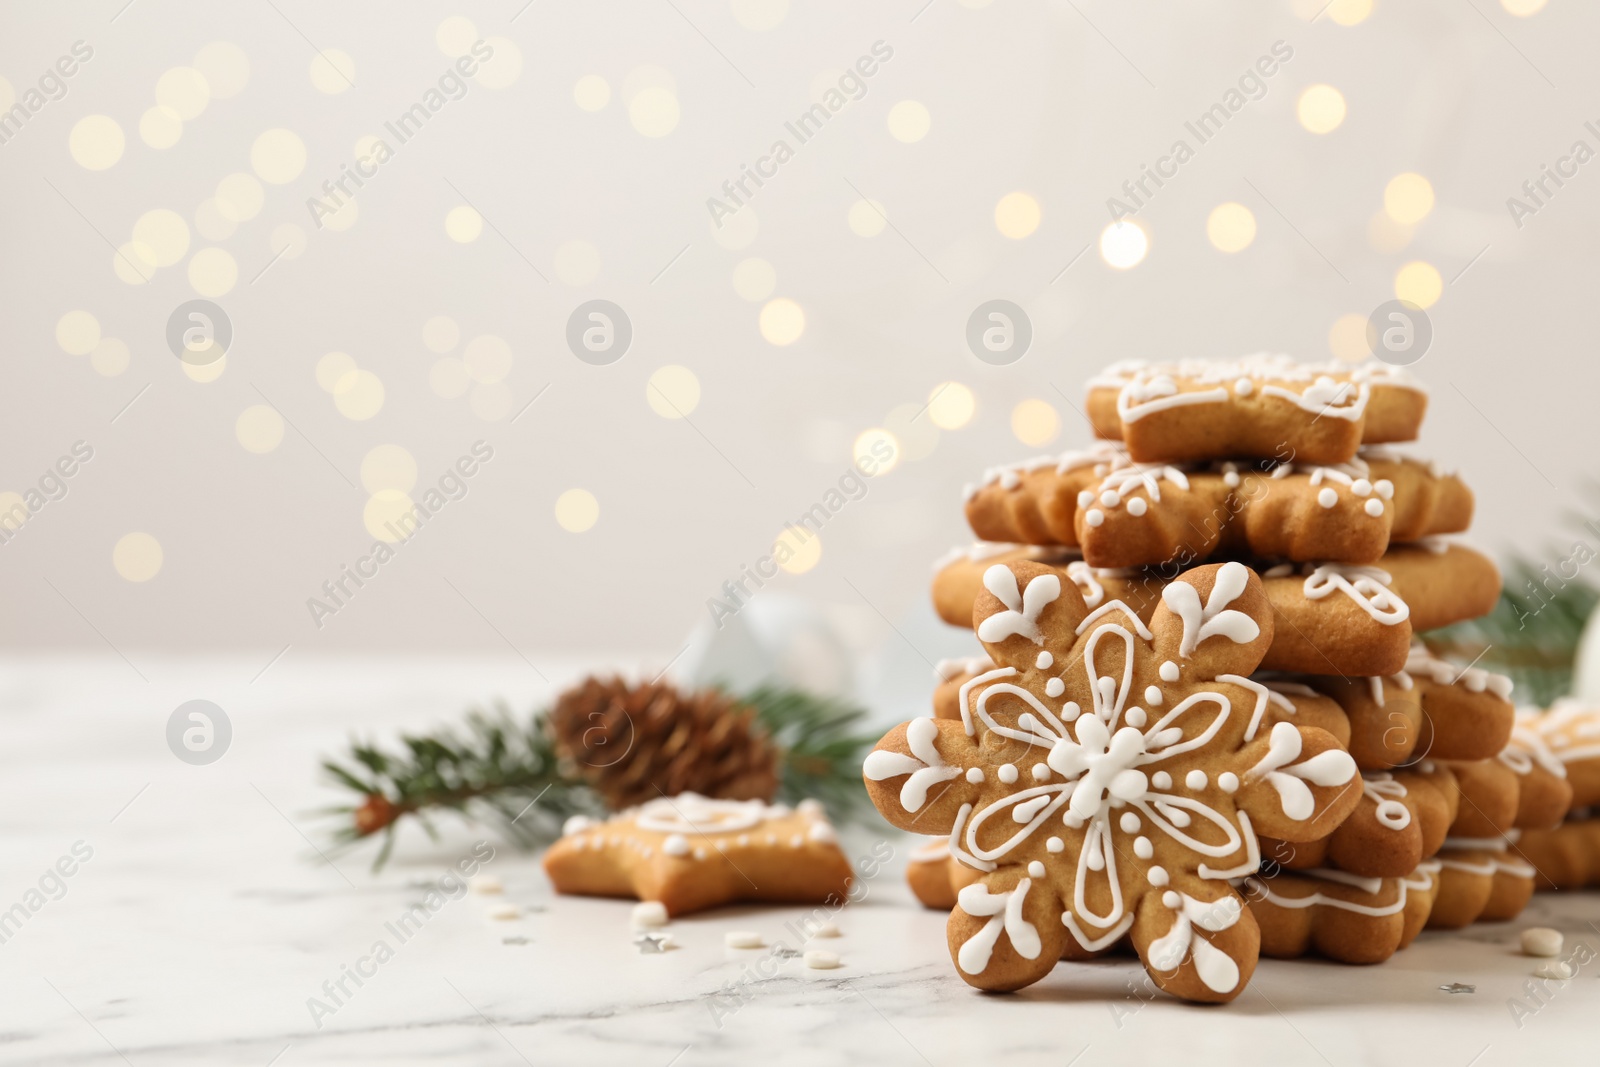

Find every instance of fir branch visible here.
[738,684,877,821]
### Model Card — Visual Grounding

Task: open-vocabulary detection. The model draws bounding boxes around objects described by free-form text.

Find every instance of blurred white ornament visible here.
[677,594,856,700]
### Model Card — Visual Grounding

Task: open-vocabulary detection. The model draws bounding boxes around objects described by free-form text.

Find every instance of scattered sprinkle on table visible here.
[1534,961,1574,981]
[631,902,669,930]
[470,875,504,895]
[1521,927,1563,958]
[812,922,841,938]
[487,904,520,921]
[502,936,531,945]
[635,932,674,954]
[725,931,762,949]
[1438,983,1475,995]
[772,947,801,959]
[804,950,841,970]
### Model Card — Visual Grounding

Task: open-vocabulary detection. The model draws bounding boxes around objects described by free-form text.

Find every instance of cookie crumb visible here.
[1534,961,1573,981]
[470,874,504,895]
[631,901,669,930]
[725,931,763,949]
[1521,927,1563,958]
[804,950,841,970]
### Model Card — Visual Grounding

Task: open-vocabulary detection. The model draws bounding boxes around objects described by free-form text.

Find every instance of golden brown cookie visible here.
[1260,762,1459,878]
[542,795,851,916]
[1511,816,1600,890]
[932,541,1498,677]
[1085,356,1427,463]
[964,447,1471,569]
[866,560,1361,1003]
[905,838,984,910]
[1428,836,1535,927]
[1529,701,1600,808]
[1244,860,1440,964]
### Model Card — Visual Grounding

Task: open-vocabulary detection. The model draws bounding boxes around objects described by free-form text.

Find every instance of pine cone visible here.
[547,676,780,810]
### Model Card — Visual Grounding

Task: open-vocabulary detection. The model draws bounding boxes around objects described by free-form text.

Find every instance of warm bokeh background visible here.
[3,0,1596,676]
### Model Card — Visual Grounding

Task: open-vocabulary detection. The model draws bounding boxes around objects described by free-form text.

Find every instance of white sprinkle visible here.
[1029,860,1046,878]
[1085,508,1105,527]
[812,922,842,938]
[470,875,504,895]
[1522,927,1563,958]
[1534,960,1573,981]
[804,950,842,970]
[1186,770,1207,790]
[1223,471,1240,488]
[1317,487,1338,508]
[632,902,669,929]
[726,931,763,949]
[1365,498,1384,517]
[488,903,520,921]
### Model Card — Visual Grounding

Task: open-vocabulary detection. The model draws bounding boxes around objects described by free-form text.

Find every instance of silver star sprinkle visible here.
[771,947,801,959]
[1438,982,1476,994]
[635,932,674,954]
[502,936,531,945]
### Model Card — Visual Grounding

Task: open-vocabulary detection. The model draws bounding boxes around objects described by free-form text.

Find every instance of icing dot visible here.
[726,930,763,949]
[1047,836,1064,853]
[632,902,669,929]
[998,764,1019,784]
[966,767,985,784]
[1031,763,1051,781]
[1365,498,1384,517]
[1375,479,1394,499]
[1223,471,1240,488]
[790,835,804,848]
[1186,770,1208,790]
[1148,866,1169,887]
[1078,489,1095,509]
[1219,772,1240,793]
[737,835,749,847]
[1234,377,1254,396]
[1127,497,1148,517]
[1100,489,1121,508]
[1144,685,1163,706]
[1064,811,1085,829]
[663,834,690,857]
[1061,700,1080,720]
[1152,771,1172,791]
[1134,836,1153,859]
[1160,661,1180,682]
[798,799,824,815]
[1317,487,1338,508]
[1085,508,1105,527]
[803,950,842,970]
[808,823,837,844]
[1352,478,1372,496]
[694,847,707,860]
[1046,678,1066,698]
[1162,890,1181,909]
[1036,651,1053,669]
[1119,812,1141,833]
[1125,707,1147,728]
[1029,860,1046,879]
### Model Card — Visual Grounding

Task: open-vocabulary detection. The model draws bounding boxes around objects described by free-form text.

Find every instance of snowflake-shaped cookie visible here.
[865,560,1361,1002]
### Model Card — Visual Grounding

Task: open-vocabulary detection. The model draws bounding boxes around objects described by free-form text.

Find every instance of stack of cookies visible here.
[869,354,1534,1003]
[1510,702,1600,890]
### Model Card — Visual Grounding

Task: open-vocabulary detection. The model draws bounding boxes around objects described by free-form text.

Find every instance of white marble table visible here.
[2,657,1596,1066]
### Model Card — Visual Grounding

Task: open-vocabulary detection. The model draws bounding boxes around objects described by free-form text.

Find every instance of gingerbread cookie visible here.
[965,447,1472,569]
[934,541,1498,677]
[1293,648,1515,770]
[866,560,1361,1002]
[905,838,982,910]
[1260,761,1458,879]
[1085,355,1427,464]
[1512,816,1600,891]
[1244,860,1440,964]
[1528,701,1600,808]
[542,794,851,916]
[1428,836,1536,927]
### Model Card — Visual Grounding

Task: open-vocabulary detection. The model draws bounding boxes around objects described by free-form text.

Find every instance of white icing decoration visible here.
[998,764,1019,784]
[966,767,985,784]
[1218,772,1239,793]
[1146,893,1242,994]
[955,879,1042,974]
[1119,811,1141,833]
[1160,661,1180,682]
[1317,487,1337,509]
[1234,377,1253,396]
[1035,651,1053,670]
[1032,763,1050,781]
[863,717,961,812]
[1127,497,1147,516]
[663,834,690,857]
[1246,721,1357,819]
[1352,478,1372,496]
[1125,707,1147,728]
[1244,870,1408,918]
[1145,685,1163,706]
[562,815,595,837]
[636,794,780,836]
[1065,561,1106,609]
[1160,562,1261,657]
[1405,646,1513,701]
[1186,770,1207,790]
[1047,836,1064,853]
[1364,498,1384,517]
[1151,771,1172,790]
[1029,860,1046,878]
[807,822,837,843]
[1148,866,1169,886]
[1085,508,1104,527]
[1133,836,1153,859]
[1363,773,1412,830]
[1300,563,1411,625]
[1045,678,1065,698]
[977,565,1061,646]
